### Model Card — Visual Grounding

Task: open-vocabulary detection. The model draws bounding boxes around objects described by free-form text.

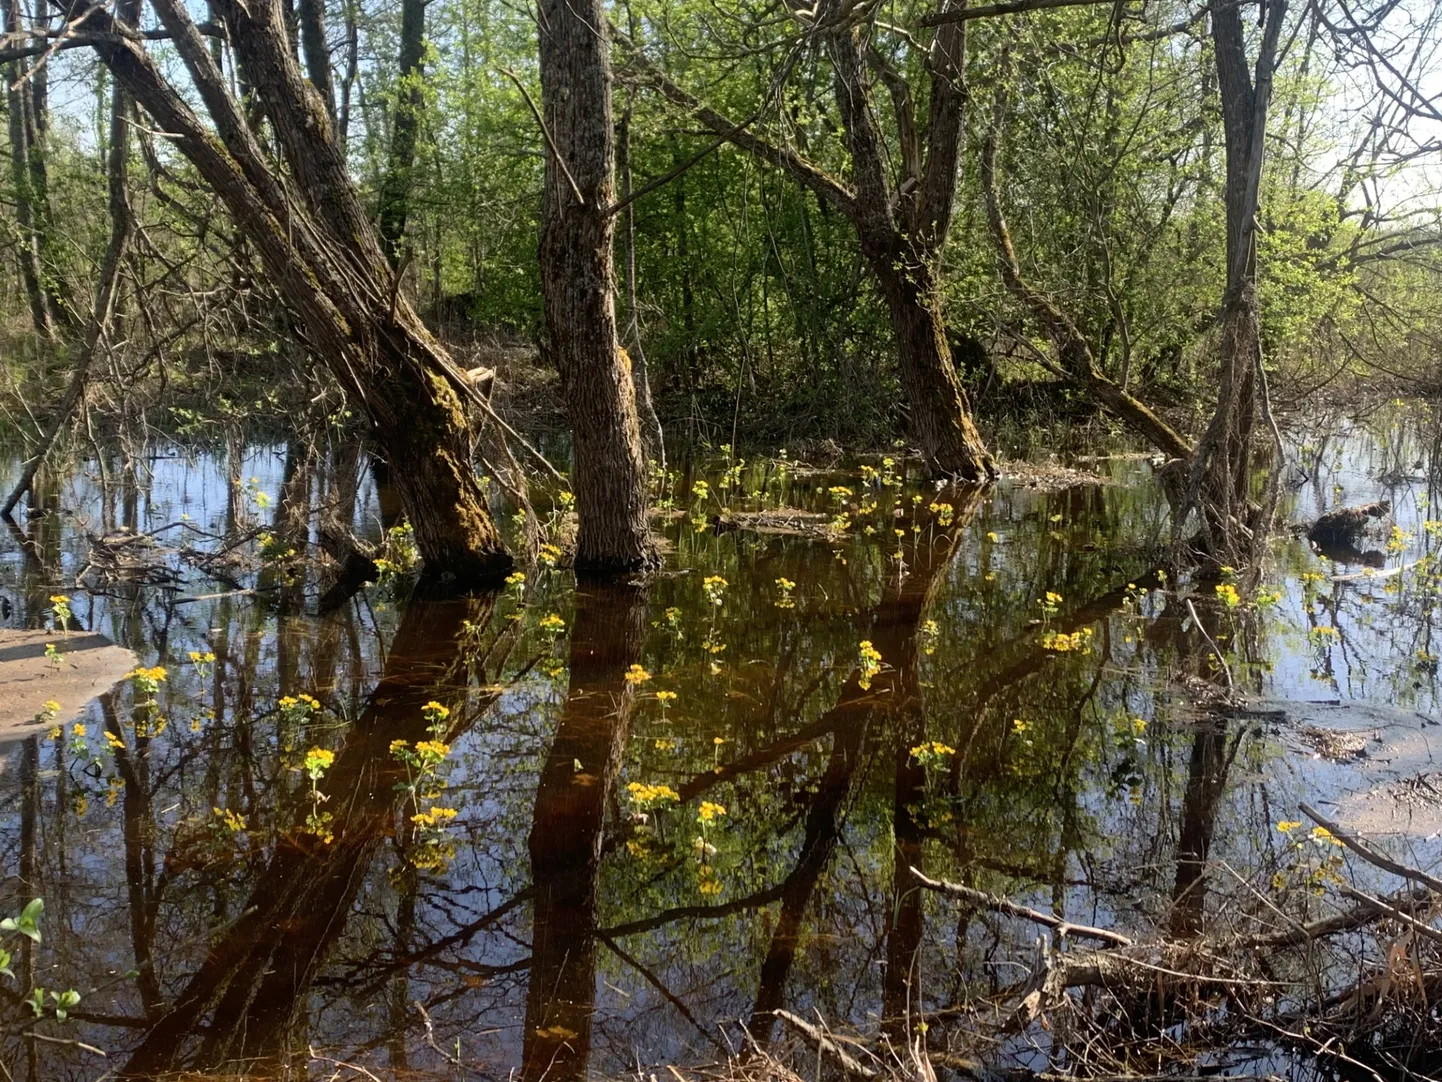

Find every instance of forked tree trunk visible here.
[74,0,511,587]
[629,14,996,482]
[1185,0,1286,567]
[538,0,657,573]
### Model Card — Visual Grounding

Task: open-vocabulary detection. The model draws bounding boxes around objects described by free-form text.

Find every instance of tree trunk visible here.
[376,0,425,267]
[3,0,51,337]
[538,0,657,573]
[874,257,996,481]
[616,93,666,472]
[978,91,1193,462]
[297,0,335,124]
[1184,0,1286,567]
[76,0,511,587]
[628,24,995,482]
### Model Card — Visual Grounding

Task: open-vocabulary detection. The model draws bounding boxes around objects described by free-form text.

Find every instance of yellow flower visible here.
[626,782,680,808]
[214,806,247,833]
[104,731,125,750]
[539,613,566,633]
[1276,820,1303,833]
[71,722,86,738]
[411,806,460,828]
[655,690,677,704]
[624,664,652,686]
[697,801,727,822]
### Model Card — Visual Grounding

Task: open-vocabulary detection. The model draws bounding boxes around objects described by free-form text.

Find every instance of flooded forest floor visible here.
[1,404,1442,1081]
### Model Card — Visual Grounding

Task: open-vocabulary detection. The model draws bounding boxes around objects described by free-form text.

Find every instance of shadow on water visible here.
[3,407,1442,1076]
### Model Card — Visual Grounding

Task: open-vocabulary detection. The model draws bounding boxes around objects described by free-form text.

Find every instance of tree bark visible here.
[297,0,335,124]
[377,0,425,267]
[538,0,657,572]
[873,255,999,481]
[3,0,51,337]
[617,93,666,472]
[73,0,511,587]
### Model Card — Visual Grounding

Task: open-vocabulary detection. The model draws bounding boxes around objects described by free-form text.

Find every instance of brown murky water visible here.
[1,405,1441,1079]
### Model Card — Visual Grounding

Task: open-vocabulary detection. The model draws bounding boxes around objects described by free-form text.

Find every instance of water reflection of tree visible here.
[521,582,648,1081]
[116,593,508,1078]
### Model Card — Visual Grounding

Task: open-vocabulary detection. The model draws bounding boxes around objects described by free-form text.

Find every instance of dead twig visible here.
[1301,802,1442,894]
[911,868,1134,947]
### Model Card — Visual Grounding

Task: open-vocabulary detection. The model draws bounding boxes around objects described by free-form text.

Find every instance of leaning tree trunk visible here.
[538,0,656,573]
[74,0,511,586]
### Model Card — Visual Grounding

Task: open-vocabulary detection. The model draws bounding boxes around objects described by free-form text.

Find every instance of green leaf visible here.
[1,898,44,943]
[51,989,79,1022]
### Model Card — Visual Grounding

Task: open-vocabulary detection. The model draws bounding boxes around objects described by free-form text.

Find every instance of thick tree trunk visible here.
[377,0,425,266]
[76,0,511,586]
[538,0,656,573]
[874,258,996,481]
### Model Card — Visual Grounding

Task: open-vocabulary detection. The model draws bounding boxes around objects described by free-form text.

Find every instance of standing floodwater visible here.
[2,410,1442,1079]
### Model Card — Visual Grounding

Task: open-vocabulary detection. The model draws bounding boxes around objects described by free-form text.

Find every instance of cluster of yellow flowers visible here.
[1041,628,1094,653]
[214,807,247,833]
[411,806,459,829]
[626,781,680,809]
[857,640,883,689]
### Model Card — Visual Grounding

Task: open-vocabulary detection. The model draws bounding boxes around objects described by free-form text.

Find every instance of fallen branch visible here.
[1301,802,1442,894]
[911,869,1134,947]
[772,1010,877,1078]
[1241,884,1434,948]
